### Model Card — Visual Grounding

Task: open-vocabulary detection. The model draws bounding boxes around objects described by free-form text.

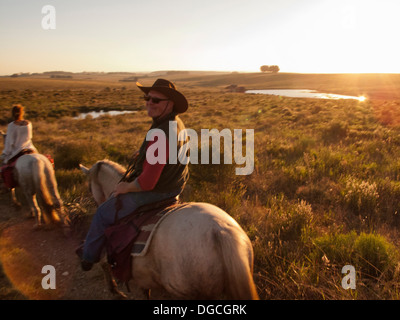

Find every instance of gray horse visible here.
[14,153,65,228]
[80,159,259,300]
[1,130,65,228]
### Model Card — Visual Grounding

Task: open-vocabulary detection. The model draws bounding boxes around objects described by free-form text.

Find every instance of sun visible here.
[358,96,366,102]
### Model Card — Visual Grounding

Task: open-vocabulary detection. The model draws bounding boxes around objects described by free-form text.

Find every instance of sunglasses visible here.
[143,95,170,104]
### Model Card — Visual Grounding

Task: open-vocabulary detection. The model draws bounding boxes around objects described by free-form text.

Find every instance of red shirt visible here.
[137,135,169,191]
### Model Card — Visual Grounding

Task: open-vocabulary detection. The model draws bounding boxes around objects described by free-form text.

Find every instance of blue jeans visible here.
[82,190,180,263]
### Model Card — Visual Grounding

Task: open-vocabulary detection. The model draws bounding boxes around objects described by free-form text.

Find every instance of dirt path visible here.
[0,194,149,300]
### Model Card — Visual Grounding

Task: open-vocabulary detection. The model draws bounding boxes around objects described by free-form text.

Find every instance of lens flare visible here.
[358,96,366,102]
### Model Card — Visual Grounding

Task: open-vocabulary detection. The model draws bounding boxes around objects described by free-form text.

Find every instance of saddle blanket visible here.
[104,198,188,282]
[130,202,188,257]
[1,158,19,189]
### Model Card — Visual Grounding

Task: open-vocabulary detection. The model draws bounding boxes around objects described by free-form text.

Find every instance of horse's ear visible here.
[79,164,90,175]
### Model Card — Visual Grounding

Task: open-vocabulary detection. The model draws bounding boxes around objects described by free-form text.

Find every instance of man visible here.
[79,79,189,270]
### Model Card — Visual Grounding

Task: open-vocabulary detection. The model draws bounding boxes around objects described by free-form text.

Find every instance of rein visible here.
[119,153,139,183]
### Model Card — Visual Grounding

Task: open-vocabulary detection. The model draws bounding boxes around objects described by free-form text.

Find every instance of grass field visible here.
[1,71,400,299]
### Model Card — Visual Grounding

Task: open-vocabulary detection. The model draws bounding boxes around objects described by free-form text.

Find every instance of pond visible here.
[73,110,137,119]
[246,89,366,101]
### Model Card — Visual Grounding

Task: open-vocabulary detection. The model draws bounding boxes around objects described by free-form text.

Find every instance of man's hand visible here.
[114,179,142,196]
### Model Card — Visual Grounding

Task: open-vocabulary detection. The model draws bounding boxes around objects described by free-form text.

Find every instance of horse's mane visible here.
[94,159,126,177]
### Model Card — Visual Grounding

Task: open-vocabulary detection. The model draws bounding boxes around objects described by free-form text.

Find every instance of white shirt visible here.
[2,121,38,163]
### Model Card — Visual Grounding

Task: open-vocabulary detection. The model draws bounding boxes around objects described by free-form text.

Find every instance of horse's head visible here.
[80,160,125,206]
[79,162,107,205]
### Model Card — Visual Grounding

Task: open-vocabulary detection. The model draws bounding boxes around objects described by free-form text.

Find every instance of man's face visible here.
[145,90,174,118]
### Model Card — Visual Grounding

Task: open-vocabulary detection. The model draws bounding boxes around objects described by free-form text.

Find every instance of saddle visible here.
[0,150,33,189]
[104,196,184,283]
[0,151,54,189]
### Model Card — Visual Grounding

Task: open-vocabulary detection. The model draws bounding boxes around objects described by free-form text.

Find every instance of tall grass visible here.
[1,81,400,299]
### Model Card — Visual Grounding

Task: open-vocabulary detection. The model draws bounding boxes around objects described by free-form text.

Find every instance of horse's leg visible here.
[24,193,42,228]
[100,261,128,299]
[11,188,22,208]
[144,289,151,300]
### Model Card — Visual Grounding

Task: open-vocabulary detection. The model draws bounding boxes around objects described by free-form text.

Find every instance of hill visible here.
[1,72,400,100]
[177,72,400,100]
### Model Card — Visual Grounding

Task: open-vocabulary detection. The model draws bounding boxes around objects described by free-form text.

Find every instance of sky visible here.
[0,0,399,75]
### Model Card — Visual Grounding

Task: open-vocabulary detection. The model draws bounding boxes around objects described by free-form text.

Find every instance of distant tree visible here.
[260,65,280,74]
[270,65,280,73]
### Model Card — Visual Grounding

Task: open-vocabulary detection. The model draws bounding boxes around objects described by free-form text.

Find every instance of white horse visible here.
[14,153,66,228]
[1,130,65,229]
[79,159,259,300]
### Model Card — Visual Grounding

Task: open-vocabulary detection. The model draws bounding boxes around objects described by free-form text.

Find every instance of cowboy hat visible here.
[136,78,188,113]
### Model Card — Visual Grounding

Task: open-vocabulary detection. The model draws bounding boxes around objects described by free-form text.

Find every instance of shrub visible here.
[321,120,348,144]
[64,197,96,238]
[247,196,317,298]
[342,176,379,216]
[264,196,314,243]
[376,179,400,223]
[355,233,398,277]
[312,231,358,265]
[265,167,303,198]
[55,168,89,203]
[54,141,105,170]
[302,148,344,181]
[312,232,398,278]
[296,177,341,206]
[105,144,130,164]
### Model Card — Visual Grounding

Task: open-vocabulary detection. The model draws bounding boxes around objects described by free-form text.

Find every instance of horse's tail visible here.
[214,226,259,300]
[32,156,64,224]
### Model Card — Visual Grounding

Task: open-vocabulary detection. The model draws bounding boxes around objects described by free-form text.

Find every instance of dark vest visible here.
[123,113,189,193]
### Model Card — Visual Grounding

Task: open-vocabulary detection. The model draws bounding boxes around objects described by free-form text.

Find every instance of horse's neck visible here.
[97,165,122,197]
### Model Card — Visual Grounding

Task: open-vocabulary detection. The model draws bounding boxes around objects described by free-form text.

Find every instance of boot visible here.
[75,243,94,271]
